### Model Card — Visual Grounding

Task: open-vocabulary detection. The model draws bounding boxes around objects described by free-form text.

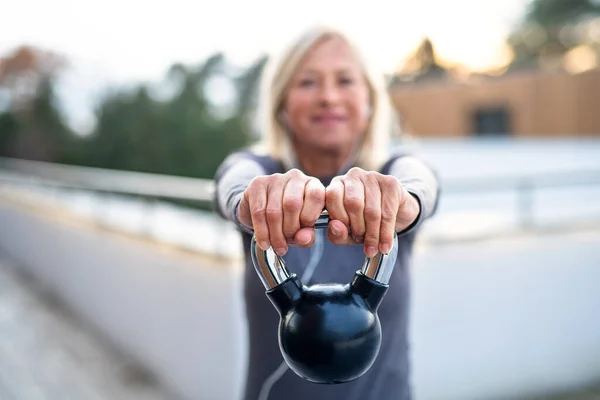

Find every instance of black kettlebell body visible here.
[251,211,398,384]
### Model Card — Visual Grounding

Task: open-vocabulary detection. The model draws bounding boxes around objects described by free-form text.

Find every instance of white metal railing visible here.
[0,157,215,202]
[3,156,600,201]
[1,156,600,250]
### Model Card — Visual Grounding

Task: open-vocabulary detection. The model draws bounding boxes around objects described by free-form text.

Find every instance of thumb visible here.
[237,193,253,229]
[294,227,316,248]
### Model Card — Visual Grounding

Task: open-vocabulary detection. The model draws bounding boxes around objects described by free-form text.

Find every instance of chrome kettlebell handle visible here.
[251,210,398,290]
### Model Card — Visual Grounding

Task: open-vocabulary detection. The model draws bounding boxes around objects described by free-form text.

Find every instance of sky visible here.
[1,0,530,133]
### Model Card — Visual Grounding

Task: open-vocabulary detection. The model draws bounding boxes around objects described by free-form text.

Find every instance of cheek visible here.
[348,99,370,131]
[284,95,313,127]
[346,84,370,119]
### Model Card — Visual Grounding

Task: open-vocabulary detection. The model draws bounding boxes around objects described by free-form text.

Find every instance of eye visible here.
[298,79,315,87]
[339,76,354,85]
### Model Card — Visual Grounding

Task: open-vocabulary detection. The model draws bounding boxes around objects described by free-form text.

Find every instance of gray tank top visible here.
[216,151,416,400]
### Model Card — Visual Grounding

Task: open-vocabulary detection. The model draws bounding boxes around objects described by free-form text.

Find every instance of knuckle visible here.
[287,168,304,179]
[299,215,315,227]
[364,206,380,220]
[249,175,264,188]
[352,225,366,236]
[282,196,303,213]
[283,226,299,239]
[344,196,363,212]
[326,187,342,202]
[276,172,287,182]
[266,173,282,184]
[265,207,282,222]
[381,207,396,222]
[366,170,379,179]
[348,167,364,176]
[251,206,266,220]
[379,231,393,242]
[364,233,379,246]
[307,186,325,204]
[365,172,380,186]
[383,175,400,190]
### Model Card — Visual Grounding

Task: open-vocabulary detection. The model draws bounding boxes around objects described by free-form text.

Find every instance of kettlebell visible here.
[250,211,398,384]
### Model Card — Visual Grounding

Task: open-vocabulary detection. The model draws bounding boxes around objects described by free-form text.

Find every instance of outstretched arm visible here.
[324,154,441,256]
[388,155,440,235]
[213,152,266,233]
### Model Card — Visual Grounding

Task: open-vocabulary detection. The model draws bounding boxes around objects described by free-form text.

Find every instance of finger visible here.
[325,177,349,227]
[343,176,366,243]
[247,177,270,250]
[265,174,288,256]
[327,219,352,245]
[363,172,382,258]
[294,227,316,248]
[282,176,306,241]
[379,176,401,254]
[300,178,326,228]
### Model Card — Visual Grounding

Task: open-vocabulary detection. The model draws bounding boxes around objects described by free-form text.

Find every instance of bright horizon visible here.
[2,0,530,132]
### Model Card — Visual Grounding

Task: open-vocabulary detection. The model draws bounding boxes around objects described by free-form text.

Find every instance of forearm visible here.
[213,154,265,231]
[389,156,440,234]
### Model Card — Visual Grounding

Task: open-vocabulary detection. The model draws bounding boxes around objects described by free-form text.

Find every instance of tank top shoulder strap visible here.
[378,151,410,175]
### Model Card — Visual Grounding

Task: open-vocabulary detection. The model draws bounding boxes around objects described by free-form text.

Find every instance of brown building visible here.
[389,67,600,138]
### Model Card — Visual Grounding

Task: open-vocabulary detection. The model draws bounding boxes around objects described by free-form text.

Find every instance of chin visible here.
[313,139,352,155]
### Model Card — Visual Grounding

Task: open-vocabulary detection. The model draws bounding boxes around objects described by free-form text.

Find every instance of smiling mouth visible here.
[312,116,345,124]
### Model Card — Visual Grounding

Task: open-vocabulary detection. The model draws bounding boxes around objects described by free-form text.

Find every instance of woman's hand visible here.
[237,169,326,256]
[325,167,421,258]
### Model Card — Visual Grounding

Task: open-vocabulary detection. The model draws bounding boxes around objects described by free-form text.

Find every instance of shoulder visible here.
[215,147,282,179]
[378,149,413,174]
[379,144,439,176]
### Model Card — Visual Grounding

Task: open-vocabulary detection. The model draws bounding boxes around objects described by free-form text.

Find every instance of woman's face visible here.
[282,35,371,156]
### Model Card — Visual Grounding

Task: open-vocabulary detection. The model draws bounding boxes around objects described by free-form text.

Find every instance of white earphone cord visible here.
[257,230,325,400]
[257,138,364,400]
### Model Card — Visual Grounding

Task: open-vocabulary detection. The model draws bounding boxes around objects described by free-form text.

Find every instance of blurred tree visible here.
[507,0,600,69]
[0,112,19,156]
[82,51,252,180]
[392,38,449,83]
[0,45,74,161]
[525,0,600,27]
[0,44,267,195]
[233,54,268,120]
[0,45,67,110]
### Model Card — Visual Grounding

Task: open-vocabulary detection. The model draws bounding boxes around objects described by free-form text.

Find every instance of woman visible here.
[214,25,440,400]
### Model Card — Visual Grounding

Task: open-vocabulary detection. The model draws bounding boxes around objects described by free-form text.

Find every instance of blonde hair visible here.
[253,25,400,172]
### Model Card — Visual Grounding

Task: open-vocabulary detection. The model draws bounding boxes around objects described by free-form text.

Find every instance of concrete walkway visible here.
[0,254,174,400]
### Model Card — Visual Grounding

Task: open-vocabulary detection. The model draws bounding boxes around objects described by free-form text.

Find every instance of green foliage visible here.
[0,48,268,183]
[524,0,600,27]
[507,0,600,69]
[0,75,76,161]
[0,112,19,155]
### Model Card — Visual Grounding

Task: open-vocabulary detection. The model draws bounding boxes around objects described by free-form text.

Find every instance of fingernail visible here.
[366,246,378,258]
[275,247,287,256]
[259,241,270,250]
[381,243,391,254]
[331,226,341,236]
[299,236,312,246]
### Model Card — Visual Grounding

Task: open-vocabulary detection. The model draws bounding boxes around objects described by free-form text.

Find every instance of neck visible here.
[294,141,353,179]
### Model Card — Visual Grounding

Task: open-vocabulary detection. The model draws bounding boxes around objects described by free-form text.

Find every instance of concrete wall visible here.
[1,187,600,400]
[0,191,248,400]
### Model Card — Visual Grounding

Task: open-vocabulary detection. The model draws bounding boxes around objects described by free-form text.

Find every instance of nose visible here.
[318,79,342,106]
